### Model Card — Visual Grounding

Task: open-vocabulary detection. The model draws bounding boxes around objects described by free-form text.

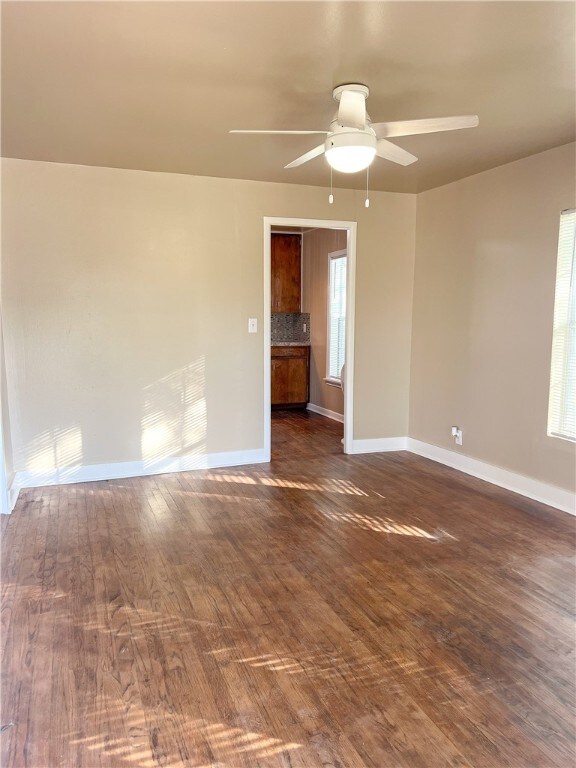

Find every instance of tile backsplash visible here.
[271,313,310,343]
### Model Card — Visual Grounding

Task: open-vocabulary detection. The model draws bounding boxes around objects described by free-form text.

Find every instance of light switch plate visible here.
[248,318,258,334]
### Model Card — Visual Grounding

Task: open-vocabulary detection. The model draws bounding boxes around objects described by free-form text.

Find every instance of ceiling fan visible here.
[230,83,479,174]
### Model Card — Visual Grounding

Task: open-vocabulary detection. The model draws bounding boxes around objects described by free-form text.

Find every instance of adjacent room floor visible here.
[1,411,574,767]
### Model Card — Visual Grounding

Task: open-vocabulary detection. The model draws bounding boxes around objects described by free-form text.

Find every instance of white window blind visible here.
[327,253,347,381]
[548,208,576,441]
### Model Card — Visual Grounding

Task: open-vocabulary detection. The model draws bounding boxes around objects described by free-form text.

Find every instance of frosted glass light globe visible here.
[324,131,377,174]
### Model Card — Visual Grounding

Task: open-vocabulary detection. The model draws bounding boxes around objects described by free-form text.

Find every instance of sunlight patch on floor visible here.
[204,470,368,496]
[66,708,302,766]
[320,507,437,538]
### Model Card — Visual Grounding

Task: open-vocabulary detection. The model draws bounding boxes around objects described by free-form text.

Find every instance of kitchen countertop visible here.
[271,341,310,347]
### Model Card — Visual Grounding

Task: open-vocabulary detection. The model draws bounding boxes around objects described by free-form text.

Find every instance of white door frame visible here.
[263,217,357,458]
[0,319,10,514]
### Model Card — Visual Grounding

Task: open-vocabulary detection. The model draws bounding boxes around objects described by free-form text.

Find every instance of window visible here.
[548,208,576,441]
[327,250,347,383]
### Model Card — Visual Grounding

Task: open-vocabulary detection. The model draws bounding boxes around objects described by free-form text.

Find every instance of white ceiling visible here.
[2,1,574,193]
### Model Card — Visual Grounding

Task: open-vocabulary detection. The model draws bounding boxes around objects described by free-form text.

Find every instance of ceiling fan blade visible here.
[372,115,479,139]
[285,144,326,169]
[337,90,366,130]
[376,139,418,166]
[229,130,328,135]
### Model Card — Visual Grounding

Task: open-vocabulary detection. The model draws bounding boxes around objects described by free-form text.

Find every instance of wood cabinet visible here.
[271,346,309,407]
[271,234,301,313]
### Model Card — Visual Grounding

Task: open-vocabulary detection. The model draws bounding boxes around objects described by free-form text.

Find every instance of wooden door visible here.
[271,358,289,405]
[271,234,301,313]
[271,348,309,406]
[285,357,308,403]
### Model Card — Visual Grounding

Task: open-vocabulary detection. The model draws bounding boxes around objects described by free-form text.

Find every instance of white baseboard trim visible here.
[10,448,269,502]
[8,435,574,517]
[306,403,344,423]
[407,438,575,516]
[350,436,408,454]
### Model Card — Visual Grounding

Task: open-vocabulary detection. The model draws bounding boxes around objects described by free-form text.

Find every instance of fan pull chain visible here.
[365,166,370,208]
[329,166,334,204]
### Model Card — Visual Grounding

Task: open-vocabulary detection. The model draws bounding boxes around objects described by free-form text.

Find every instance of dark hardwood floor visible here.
[1,411,575,767]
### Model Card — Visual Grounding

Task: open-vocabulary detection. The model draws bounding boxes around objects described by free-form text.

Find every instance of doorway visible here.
[263,217,357,461]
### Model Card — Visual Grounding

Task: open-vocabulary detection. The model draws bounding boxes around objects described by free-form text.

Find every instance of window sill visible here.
[547,430,576,443]
[324,377,342,388]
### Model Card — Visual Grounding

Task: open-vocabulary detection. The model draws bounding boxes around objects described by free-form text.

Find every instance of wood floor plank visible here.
[1,411,575,767]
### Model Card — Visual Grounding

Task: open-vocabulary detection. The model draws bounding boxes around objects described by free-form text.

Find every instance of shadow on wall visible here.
[17,424,83,484]
[140,357,207,471]
[16,358,208,480]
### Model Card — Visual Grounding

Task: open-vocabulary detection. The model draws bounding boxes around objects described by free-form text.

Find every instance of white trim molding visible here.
[325,247,348,386]
[407,439,575,516]
[350,437,409,453]
[307,403,344,423]
[8,437,573,518]
[323,429,575,514]
[9,448,268,505]
[263,216,357,458]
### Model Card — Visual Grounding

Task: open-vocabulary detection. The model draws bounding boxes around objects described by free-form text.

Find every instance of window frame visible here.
[325,249,347,386]
[547,208,576,443]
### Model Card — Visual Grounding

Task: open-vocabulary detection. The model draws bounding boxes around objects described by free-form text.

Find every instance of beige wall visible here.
[3,148,574,496]
[355,192,417,439]
[410,143,576,491]
[1,159,416,474]
[302,228,347,416]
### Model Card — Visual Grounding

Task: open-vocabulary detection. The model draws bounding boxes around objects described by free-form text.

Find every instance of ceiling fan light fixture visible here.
[324,131,377,173]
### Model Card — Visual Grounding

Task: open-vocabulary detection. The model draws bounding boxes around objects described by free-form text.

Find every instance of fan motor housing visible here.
[324,130,377,153]
[332,83,370,102]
